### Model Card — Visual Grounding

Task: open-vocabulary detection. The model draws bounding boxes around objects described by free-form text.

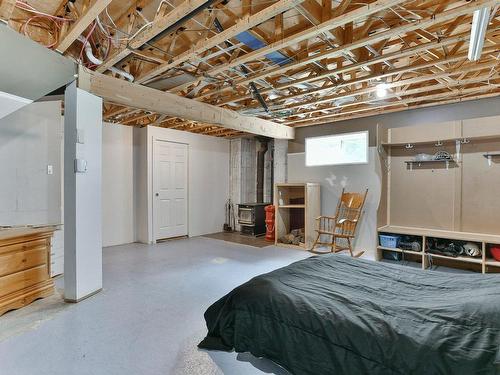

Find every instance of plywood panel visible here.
[461,139,500,235]
[388,121,460,144]
[389,145,458,230]
[462,115,500,138]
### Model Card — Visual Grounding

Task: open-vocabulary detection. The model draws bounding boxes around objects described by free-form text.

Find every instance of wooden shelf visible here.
[404,159,455,164]
[486,259,500,267]
[404,159,456,170]
[381,134,500,148]
[378,226,500,244]
[274,183,320,250]
[377,246,422,256]
[426,252,483,264]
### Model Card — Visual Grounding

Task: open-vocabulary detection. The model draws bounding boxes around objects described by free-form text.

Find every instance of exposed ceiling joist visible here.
[97,0,214,73]
[0,0,15,22]
[291,84,500,127]
[7,0,500,133]
[136,0,305,84]
[78,67,294,139]
[56,0,113,53]
[195,0,408,89]
[229,0,497,89]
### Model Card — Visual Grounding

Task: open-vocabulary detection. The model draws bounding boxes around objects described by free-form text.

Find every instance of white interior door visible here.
[153,140,188,240]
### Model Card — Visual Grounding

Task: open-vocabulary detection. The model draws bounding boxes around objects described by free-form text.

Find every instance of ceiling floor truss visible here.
[5,0,500,134]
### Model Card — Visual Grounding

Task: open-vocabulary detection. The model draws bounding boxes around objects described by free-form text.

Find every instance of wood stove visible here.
[238,203,268,236]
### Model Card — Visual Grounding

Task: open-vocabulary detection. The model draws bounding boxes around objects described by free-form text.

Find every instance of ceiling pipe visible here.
[77,36,134,82]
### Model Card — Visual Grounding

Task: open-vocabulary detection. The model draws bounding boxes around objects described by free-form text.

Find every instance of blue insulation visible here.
[234,31,291,66]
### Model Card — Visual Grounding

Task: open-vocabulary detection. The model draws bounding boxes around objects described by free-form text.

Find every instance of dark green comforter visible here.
[199,255,500,375]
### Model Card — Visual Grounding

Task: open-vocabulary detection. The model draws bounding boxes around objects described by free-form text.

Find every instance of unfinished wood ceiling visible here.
[1,0,500,137]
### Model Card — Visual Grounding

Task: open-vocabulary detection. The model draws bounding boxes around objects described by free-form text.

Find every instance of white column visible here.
[64,81,103,302]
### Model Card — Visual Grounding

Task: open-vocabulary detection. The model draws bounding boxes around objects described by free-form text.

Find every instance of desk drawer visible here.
[0,247,48,277]
[0,265,49,296]
[0,238,48,256]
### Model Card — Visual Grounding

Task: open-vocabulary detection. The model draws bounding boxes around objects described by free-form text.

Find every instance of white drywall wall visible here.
[102,123,134,247]
[134,126,230,243]
[0,101,63,225]
[287,148,382,258]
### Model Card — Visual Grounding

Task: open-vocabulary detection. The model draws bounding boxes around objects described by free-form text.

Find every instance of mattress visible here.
[199,254,500,374]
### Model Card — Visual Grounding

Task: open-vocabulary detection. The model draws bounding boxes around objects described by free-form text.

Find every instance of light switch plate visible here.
[74,159,87,173]
[47,165,53,175]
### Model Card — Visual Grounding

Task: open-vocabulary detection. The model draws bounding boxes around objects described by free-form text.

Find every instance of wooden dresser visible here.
[0,227,56,316]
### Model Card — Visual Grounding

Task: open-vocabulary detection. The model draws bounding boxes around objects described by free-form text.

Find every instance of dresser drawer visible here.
[0,247,48,277]
[0,265,49,296]
[0,238,48,256]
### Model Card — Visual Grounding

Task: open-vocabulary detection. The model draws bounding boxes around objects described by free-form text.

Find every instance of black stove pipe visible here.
[256,139,269,203]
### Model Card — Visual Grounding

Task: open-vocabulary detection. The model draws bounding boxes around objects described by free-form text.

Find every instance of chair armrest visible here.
[338,218,358,224]
[333,233,356,238]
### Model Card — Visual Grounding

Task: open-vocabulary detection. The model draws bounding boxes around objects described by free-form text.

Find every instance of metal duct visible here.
[139,0,220,50]
[0,24,75,119]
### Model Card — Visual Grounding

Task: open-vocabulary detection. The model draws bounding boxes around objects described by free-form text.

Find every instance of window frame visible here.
[305,130,369,167]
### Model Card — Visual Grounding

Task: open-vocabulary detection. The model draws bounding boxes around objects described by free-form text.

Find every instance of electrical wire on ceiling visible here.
[14,0,74,48]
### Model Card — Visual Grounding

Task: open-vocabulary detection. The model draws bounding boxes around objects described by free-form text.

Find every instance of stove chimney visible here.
[256,138,269,203]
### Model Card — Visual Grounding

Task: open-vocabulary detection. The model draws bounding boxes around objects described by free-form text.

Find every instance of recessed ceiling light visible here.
[376,83,389,98]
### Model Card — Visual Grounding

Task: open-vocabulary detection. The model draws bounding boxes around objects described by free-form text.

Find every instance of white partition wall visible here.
[64,81,103,302]
[287,148,382,258]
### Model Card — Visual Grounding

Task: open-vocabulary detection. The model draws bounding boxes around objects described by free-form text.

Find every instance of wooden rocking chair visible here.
[309,188,368,257]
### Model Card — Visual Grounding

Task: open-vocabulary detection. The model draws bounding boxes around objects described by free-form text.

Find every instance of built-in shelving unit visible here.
[376,118,500,274]
[274,183,320,250]
[377,225,500,274]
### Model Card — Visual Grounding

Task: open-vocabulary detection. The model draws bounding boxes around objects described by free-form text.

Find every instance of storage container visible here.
[379,234,401,248]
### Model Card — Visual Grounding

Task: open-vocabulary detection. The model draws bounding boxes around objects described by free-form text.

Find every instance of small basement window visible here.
[305,131,368,166]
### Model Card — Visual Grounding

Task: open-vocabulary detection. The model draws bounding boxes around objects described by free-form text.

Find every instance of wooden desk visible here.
[0,227,56,316]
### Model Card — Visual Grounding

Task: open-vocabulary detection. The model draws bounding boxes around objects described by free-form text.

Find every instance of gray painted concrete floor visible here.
[0,237,310,375]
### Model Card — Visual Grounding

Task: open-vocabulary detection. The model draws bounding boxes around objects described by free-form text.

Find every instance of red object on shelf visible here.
[265,205,275,242]
[491,246,500,261]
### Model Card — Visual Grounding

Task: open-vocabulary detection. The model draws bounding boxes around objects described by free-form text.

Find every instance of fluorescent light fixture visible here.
[468,6,490,61]
[376,83,389,98]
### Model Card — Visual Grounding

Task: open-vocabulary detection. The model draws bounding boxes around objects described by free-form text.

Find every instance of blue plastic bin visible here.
[379,234,401,248]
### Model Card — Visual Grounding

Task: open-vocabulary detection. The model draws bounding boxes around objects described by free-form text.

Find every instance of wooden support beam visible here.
[0,0,16,22]
[78,67,294,139]
[56,0,113,53]
[136,0,305,84]
[97,0,212,73]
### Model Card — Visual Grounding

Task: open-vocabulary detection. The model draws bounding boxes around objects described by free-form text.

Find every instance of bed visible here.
[199,254,500,375]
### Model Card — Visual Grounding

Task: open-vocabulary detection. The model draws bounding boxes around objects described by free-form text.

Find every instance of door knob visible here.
[155,193,159,197]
